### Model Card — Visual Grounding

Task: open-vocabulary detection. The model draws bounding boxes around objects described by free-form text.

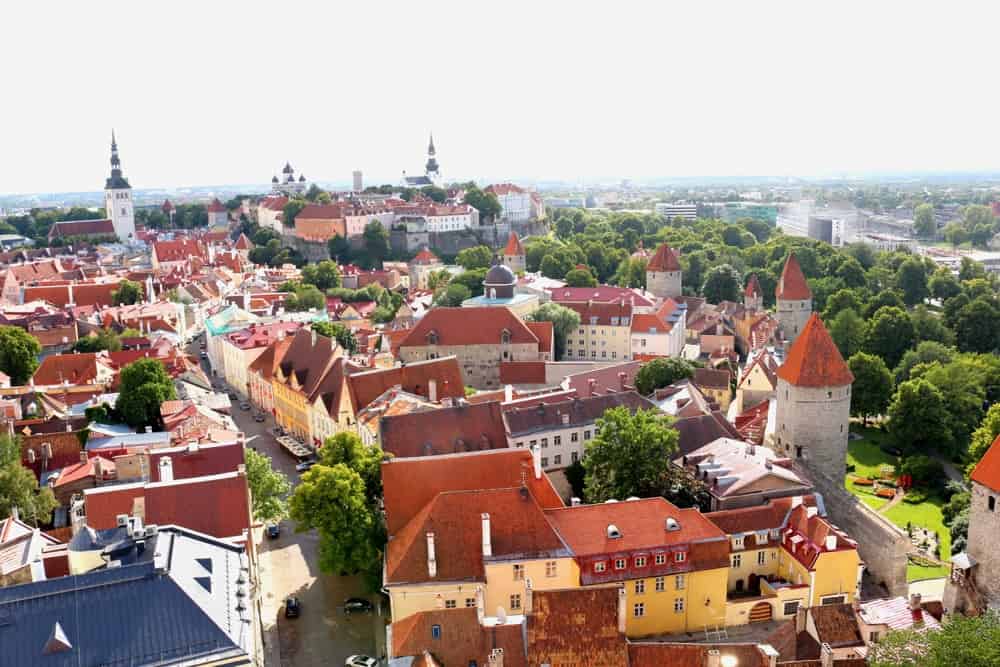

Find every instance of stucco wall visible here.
[776,298,812,342]
[647,270,681,299]
[967,481,1000,602]
[774,379,850,482]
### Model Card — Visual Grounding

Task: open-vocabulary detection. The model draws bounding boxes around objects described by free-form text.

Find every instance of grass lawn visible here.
[844,428,898,510]
[885,494,952,581]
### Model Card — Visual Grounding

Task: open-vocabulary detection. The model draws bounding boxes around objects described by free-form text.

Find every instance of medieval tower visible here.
[104,131,135,242]
[744,273,763,312]
[502,231,526,274]
[775,252,812,342]
[645,243,682,299]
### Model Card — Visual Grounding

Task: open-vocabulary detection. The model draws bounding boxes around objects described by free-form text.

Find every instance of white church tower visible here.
[104,131,136,242]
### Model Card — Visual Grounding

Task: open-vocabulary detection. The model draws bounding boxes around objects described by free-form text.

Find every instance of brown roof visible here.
[153,239,207,263]
[810,604,864,648]
[391,608,525,667]
[32,353,101,386]
[380,401,508,458]
[48,219,115,239]
[646,243,682,272]
[503,392,655,437]
[705,496,813,535]
[247,335,293,380]
[971,435,1000,491]
[385,487,568,585]
[628,643,768,667]
[524,321,553,356]
[776,314,854,387]
[528,587,628,667]
[347,356,464,411]
[234,233,253,250]
[296,203,347,219]
[400,307,540,348]
[499,361,547,385]
[275,328,343,400]
[776,253,811,301]
[764,620,821,663]
[745,273,762,297]
[565,360,644,397]
[561,300,633,327]
[410,248,440,265]
[504,231,525,256]
[382,449,564,536]
[673,411,741,457]
[692,367,730,391]
[23,281,132,309]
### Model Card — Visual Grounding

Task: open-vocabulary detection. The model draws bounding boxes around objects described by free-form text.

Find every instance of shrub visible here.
[900,454,945,488]
[904,488,930,504]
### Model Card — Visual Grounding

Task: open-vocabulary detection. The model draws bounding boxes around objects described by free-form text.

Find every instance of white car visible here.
[345,657,378,667]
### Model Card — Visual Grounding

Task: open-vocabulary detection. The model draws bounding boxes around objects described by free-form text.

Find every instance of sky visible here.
[2,1,999,194]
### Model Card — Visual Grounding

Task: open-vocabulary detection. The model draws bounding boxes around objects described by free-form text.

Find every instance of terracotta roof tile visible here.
[971,435,1000,491]
[528,587,628,667]
[646,243,682,272]
[410,248,440,265]
[809,604,864,647]
[776,314,854,387]
[776,253,811,301]
[380,401,508,459]
[48,219,115,239]
[499,361,547,385]
[560,300,633,326]
[400,307,539,348]
[628,643,768,667]
[525,321,553,355]
[550,286,654,307]
[745,272,762,297]
[391,608,525,667]
[207,198,226,213]
[234,233,253,250]
[347,356,464,411]
[503,231,525,256]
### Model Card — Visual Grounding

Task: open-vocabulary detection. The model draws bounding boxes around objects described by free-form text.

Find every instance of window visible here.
[674,597,685,613]
[529,440,537,447]
[515,441,523,448]
[465,598,476,608]
[990,496,996,512]
[733,536,744,549]
[821,595,846,606]
[510,594,521,610]
[612,352,616,359]
[546,561,557,578]
[655,576,665,592]
[635,556,647,567]
[602,351,607,358]
[541,438,548,448]
[571,432,579,443]
[675,574,685,590]
[513,564,524,581]
[594,561,607,573]
[445,599,457,609]
[591,351,596,358]
[655,554,666,566]
[633,603,645,618]
[758,551,767,566]
[675,552,686,563]
[635,579,645,594]
[584,430,592,440]
[541,457,549,467]
[571,451,579,463]
[783,601,800,616]
[553,455,561,465]
[732,554,742,568]
[869,631,880,642]
[554,435,561,446]
[614,558,626,570]
[432,624,442,639]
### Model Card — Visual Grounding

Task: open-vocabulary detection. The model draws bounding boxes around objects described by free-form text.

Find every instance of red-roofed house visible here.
[206,198,228,226]
[398,307,549,389]
[23,280,135,309]
[745,273,763,311]
[630,298,685,359]
[294,204,347,242]
[408,248,442,290]
[560,300,633,362]
[31,352,116,387]
[773,313,853,479]
[219,321,303,398]
[486,183,533,222]
[2,259,64,303]
[151,239,209,271]
[346,356,464,411]
[47,219,116,242]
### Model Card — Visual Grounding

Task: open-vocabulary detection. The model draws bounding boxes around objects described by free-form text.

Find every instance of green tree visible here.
[450,269,487,297]
[913,203,936,238]
[245,448,291,523]
[862,290,905,319]
[115,358,177,430]
[426,269,451,291]
[0,326,41,385]
[583,408,678,502]
[828,308,867,361]
[894,341,955,384]
[887,378,952,455]
[917,359,987,457]
[869,611,1000,667]
[909,305,954,347]
[285,284,326,312]
[942,293,970,330]
[455,245,493,270]
[848,352,893,426]
[822,289,864,322]
[928,269,962,301]
[0,434,58,525]
[835,256,868,289]
[899,455,945,488]
[634,357,695,396]
[701,264,742,303]
[300,260,342,290]
[464,186,502,222]
[539,250,576,280]
[613,257,647,289]
[328,235,351,263]
[362,220,390,268]
[959,256,987,282]
[311,321,358,354]
[967,404,1000,475]
[72,328,122,353]
[953,298,1000,353]
[434,283,471,307]
[564,267,598,287]
[282,198,307,227]
[112,279,143,306]
[528,302,581,360]
[420,185,447,203]
[895,258,928,306]
[943,221,968,247]
[864,306,916,369]
[317,432,385,504]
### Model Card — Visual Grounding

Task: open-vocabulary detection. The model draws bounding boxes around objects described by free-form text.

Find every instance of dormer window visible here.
[501,329,511,345]
[427,331,439,345]
[594,561,607,573]
[607,524,622,539]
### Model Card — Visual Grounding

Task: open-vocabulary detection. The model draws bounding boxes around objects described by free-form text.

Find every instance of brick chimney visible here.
[617,586,627,633]
[588,378,597,397]
[481,513,492,558]
[531,445,541,479]
[426,532,437,578]
[524,577,533,614]
[819,643,834,667]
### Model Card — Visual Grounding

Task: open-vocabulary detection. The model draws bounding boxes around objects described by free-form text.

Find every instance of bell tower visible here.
[104,131,135,242]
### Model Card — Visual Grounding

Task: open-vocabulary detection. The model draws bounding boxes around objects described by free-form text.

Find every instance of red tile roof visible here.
[234,233,253,250]
[207,198,226,213]
[486,183,526,196]
[380,401,508,459]
[296,203,347,219]
[148,441,245,482]
[32,353,102,385]
[400,307,540,347]
[347,356,464,411]
[528,587,628,667]
[392,608,525,667]
[499,361,547,385]
[745,272,762,297]
[525,321,553,356]
[549,286,653,308]
[153,239,208,263]
[970,434,1000,491]
[386,487,567,585]
[776,253,811,300]
[23,281,132,309]
[630,312,672,334]
[629,643,767,667]
[225,322,302,350]
[411,248,440,265]
[503,231,525,256]
[6,259,64,283]
[646,243,682,272]
[382,449,564,536]
[561,300,633,326]
[161,199,174,212]
[776,314,854,387]
[48,219,115,239]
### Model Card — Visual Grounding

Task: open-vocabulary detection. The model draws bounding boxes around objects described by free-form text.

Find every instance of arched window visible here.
[501,329,511,345]
[427,330,439,345]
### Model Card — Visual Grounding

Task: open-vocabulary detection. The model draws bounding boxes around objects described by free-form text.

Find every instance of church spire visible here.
[425,132,439,177]
[110,130,121,169]
[428,132,436,156]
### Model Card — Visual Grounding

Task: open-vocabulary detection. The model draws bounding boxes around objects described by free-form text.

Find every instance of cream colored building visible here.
[561,301,633,362]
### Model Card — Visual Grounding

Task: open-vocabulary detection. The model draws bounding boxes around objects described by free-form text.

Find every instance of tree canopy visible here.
[634,357,695,396]
[583,408,679,502]
[0,433,58,525]
[245,448,291,523]
[112,279,143,306]
[115,358,177,430]
[0,326,41,384]
[528,303,581,360]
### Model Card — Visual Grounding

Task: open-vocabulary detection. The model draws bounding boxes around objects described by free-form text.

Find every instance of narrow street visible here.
[188,338,384,666]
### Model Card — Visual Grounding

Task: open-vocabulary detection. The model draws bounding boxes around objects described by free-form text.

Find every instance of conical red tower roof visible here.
[647,243,681,272]
[745,273,761,297]
[777,313,854,387]
[504,232,525,256]
[235,233,253,250]
[776,253,811,300]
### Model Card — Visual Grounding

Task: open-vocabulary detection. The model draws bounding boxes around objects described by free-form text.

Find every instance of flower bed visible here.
[853,477,874,486]
[876,488,896,499]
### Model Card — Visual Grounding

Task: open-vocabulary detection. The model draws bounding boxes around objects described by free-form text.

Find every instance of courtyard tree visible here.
[701,264,742,303]
[0,325,42,384]
[828,308,867,361]
[115,358,177,430]
[0,433,58,525]
[245,448,291,523]
[863,306,916,369]
[886,378,952,455]
[634,357,695,396]
[847,352,892,426]
[583,408,679,503]
[112,279,143,306]
[528,303,581,360]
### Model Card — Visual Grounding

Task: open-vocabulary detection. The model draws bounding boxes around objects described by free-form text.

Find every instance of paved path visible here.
[878,489,906,514]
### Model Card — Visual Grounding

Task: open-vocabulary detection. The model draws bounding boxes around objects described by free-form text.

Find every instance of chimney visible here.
[617,586,627,633]
[759,644,780,667]
[426,532,437,578]
[570,497,581,506]
[706,650,721,667]
[475,586,485,625]
[909,593,922,611]
[791,495,803,509]
[531,445,541,479]
[795,605,807,634]
[10,506,18,522]
[504,384,513,403]
[79,451,88,463]
[158,457,173,482]
[825,534,837,551]
[819,643,834,667]
[428,379,437,403]
[618,372,627,390]
[481,513,492,558]
[588,378,597,397]
[524,577,533,613]
[487,648,504,667]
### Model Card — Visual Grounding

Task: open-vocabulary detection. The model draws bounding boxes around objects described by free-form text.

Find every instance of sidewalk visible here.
[255,525,283,667]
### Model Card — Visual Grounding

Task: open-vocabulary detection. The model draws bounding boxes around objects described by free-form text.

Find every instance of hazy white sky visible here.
[2,1,998,194]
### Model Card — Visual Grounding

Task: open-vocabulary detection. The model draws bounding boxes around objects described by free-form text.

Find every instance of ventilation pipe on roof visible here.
[503,384,513,403]
[475,586,485,625]
[481,513,492,558]
[428,379,437,403]
[617,586,627,633]
[524,577,533,614]
[825,534,837,551]
[531,445,541,480]
[570,497,581,506]
[426,532,437,578]
[158,456,173,483]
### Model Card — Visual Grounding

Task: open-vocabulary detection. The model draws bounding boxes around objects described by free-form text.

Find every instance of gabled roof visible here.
[528,587,628,667]
[503,231,525,256]
[32,353,103,386]
[745,272,762,297]
[346,356,464,411]
[206,198,226,213]
[399,307,539,348]
[153,239,208,264]
[410,248,440,265]
[549,286,654,308]
[646,243,681,272]
[234,233,253,250]
[776,253,811,301]
[380,401,508,459]
[970,434,1000,492]
[382,449,564,536]
[525,321,553,356]
[560,300,632,327]
[776,314,854,387]
[48,219,115,239]
[391,608,526,667]
[385,487,568,585]
[629,643,769,667]
[296,203,347,219]
[503,392,655,437]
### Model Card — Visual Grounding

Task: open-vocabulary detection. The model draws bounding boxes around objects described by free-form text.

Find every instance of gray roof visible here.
[0,526,253,666]
[504,391,656,437]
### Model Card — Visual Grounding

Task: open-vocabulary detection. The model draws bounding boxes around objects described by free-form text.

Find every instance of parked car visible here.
[266,524,280,539]
[228,392,237,400]
[254,413,266,423]
[284,597,301,618]
[239,402,251,411]
[344,597,374,615]
[345,656,378,667]
[296,459,317,474]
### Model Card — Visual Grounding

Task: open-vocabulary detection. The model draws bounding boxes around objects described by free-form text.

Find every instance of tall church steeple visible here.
[104,130,135,242]
[424,132,440,179]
